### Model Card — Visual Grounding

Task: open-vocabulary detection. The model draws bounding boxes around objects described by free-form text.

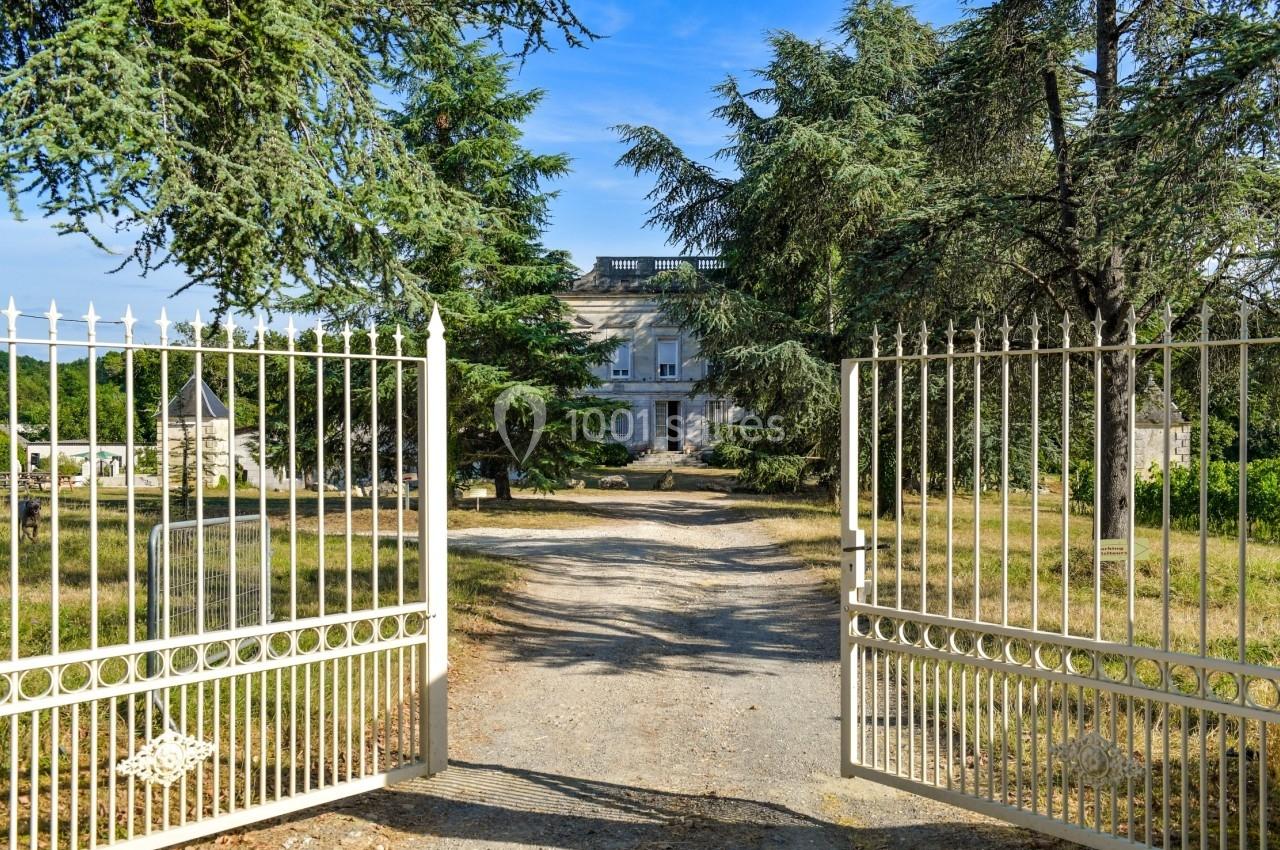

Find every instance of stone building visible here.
[1133,377,1192,477]
[559,257,739,459]
[160,375,233,487]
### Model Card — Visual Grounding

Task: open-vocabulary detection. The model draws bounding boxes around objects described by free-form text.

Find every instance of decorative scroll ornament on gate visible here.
[1050,731,1144,788]
[116,731,217,786]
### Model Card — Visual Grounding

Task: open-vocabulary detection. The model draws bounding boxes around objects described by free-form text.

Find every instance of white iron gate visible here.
[1,302,449,848]
[841,307,1280,848]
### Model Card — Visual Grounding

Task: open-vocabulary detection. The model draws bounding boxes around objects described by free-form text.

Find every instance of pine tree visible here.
[875,0,1280,540]
[0,0,592,312]
[306,34,616,498]
[617,0,938,495]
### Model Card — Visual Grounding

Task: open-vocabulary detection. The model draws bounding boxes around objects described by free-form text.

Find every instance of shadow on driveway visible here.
[314,760,1058,850]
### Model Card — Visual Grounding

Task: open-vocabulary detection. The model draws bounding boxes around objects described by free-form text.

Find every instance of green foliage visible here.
[621,0,1280,517]
[35,453,80,476]
[590,441,632,468]
[287,32,616,495]
[886,0,1280,540]
[1069,458,1280,543]
[0,354,130,442]
[905,0,1280,325]
[1067,456,1094,513]
[0,0,593,312]
[134,447,159,475]
[0,323,267,455]
[706,442,737,469]
[715,440,812,494]
[0,429,15,470]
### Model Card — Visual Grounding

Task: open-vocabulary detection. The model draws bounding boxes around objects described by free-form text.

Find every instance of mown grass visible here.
[0,486,559,658]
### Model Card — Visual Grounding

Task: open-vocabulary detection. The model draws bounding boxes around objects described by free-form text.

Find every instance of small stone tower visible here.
[1133,377,1191,478]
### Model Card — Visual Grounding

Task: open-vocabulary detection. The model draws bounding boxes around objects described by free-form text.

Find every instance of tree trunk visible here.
[493,471,512,500]
[1097,345,1131,545]
[1093,0,1128,549]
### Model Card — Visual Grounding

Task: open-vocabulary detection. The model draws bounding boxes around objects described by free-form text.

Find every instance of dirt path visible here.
[210,492,1070,850]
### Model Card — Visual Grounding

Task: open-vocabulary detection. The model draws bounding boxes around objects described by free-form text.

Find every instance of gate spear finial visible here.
[46,300,62,339]
[83,302,99,341]
[3,297,17,340]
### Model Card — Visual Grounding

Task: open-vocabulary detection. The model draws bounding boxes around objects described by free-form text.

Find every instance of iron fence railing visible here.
[841,303,1280,849]
[0,301,449,849]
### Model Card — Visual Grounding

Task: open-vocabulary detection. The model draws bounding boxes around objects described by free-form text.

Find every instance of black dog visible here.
[18,499,40,542]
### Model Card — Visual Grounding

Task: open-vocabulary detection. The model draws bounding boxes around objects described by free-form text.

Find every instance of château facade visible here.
[559,257,738,456]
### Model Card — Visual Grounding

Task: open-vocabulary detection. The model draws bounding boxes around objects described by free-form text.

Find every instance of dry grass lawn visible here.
[736,480,1280,665]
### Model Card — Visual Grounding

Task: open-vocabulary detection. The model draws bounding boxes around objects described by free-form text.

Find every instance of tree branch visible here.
[996,258,1070,314]
[1041,67,1095,316]
[1117,0,1156,35]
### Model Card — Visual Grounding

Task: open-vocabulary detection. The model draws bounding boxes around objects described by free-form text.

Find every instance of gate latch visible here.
[841,529,871,591]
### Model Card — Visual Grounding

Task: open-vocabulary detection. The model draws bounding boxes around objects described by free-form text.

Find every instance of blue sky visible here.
[0,0,965,339]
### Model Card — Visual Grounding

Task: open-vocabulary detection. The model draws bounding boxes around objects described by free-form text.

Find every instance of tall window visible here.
[706,400,728,440]
[610,337,631,379]
[657,339,679,378]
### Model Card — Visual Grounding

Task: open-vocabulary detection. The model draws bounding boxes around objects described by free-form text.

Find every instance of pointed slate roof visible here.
[1135,375,1186,426]
[164,375,230,420]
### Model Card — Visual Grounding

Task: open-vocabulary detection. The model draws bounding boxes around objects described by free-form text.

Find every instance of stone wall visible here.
[1133,423,1191,478]
[163,416,231,487]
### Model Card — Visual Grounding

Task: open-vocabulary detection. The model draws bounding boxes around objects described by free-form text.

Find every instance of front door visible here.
[665,400,681,451]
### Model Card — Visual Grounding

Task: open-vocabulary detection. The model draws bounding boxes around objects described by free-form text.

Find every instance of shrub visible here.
[1067,455,1094,510]
[134,447,159,475]
[591,441,632,467]
[1075,457,1280,542]
[36,453,81,476]
[706,441,738,469]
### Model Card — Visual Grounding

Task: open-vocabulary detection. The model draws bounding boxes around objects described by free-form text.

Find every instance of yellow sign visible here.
[1099,538,1152,562]
[463,486,490,500]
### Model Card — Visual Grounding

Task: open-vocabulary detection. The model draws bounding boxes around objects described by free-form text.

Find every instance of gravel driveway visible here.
[203,492,1072,850]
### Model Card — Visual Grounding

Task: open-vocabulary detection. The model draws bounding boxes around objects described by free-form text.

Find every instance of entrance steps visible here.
[627,450,706,469]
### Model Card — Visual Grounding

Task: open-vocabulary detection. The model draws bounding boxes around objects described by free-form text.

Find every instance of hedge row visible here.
[1071,458,1280,542]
